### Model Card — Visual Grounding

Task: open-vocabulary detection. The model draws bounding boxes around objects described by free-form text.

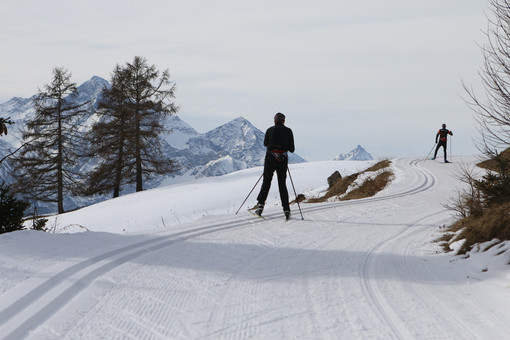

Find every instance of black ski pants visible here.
[434,140,447,160]
[257,152,290,211]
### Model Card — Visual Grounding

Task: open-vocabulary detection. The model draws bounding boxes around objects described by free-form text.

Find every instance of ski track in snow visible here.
[1,157,510,339]
[0,219,262,339]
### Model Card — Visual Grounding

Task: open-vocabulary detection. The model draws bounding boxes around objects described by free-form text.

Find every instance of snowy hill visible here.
[73,75,109,111]
[2,156,510,339]
[333,144,374,161]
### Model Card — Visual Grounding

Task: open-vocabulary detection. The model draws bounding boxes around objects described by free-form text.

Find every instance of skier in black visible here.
[432,123,453,163]
[255,112,295,219]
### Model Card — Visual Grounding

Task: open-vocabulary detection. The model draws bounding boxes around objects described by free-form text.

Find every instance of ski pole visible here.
[235,173,263,214]
[287,166,304,220]
[449,135,453,161]
[425,142,436,160]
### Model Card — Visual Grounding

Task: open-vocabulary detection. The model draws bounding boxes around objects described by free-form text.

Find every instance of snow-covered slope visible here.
[1,156,510,339]
[42,160,374,233]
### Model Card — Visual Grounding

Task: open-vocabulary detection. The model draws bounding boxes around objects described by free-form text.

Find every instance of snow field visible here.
[1,157,510,339]
[45,160,375,234]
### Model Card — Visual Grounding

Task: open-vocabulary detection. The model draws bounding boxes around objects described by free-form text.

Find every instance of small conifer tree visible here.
[0,181,29,234]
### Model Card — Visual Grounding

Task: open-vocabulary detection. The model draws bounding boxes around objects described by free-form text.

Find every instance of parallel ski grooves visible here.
[360,212,441,340]
[0,158,434,339]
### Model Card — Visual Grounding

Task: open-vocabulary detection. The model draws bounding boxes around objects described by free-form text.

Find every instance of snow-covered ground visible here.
[1,156,510,339]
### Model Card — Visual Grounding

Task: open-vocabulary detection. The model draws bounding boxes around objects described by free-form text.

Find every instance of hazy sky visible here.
[1,0,489,161]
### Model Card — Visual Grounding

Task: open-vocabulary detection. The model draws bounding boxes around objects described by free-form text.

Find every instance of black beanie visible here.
[274,112,285,125]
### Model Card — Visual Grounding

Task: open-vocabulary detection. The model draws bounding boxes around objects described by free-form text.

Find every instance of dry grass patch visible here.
[306,160,393,203]
[435,233,455,253]
[365,159,392,172]
[442,202,510,254]
[307,173,359,203]
[341,171,393,201]
[477,148,510,171]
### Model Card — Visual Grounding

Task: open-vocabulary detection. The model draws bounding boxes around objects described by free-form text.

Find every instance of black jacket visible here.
[264,124,295,153]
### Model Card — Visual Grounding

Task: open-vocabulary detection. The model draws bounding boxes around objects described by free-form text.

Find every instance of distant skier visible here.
[255,112,295,219]
[432,123,453,163]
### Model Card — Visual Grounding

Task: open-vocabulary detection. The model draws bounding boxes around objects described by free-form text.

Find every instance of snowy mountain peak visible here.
[209,116,256,134]
[204,117,264,156]
[333,145,373,161]
[73,76,109,105]
[162,115,199,150]
[232,116,249,123]
[78,75,109,92]
[229,116,255,129]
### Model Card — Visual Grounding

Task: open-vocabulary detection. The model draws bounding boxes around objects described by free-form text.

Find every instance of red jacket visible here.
[436,128,453,143]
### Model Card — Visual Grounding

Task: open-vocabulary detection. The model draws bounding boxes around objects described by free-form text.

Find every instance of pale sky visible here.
[1,0,489,161]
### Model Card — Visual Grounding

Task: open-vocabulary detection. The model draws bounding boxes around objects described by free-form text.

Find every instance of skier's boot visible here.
[284,210,291,220]
[255,203,264,217]
[431,156,436,160]
[444,159,450,163]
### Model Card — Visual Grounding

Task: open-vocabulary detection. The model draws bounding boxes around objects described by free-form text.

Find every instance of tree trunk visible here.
[57,103,64,214]
[113,129,125,198]
[135,111,143,192]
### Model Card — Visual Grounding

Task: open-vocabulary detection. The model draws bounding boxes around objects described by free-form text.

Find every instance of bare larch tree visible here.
[464,0,510,156]
[13,67,89,214]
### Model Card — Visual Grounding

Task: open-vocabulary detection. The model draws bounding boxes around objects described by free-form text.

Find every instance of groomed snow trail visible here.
[1,157,510,339]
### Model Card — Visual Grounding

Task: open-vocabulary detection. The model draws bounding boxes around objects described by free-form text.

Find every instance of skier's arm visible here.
[449,130,453,136]
[435,131,439,143]
[286,129,295,153]
[264,128,271,147]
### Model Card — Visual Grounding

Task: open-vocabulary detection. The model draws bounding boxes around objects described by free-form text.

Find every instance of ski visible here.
[248,210,266,220]
[248,212,292,221]
[248,210,294,221]
[430,158,452,163]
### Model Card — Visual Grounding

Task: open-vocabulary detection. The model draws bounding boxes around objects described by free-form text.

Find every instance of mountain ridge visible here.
[0,76,307,213]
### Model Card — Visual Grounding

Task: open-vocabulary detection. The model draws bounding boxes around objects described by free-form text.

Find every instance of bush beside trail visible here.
[440,149,510,255]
